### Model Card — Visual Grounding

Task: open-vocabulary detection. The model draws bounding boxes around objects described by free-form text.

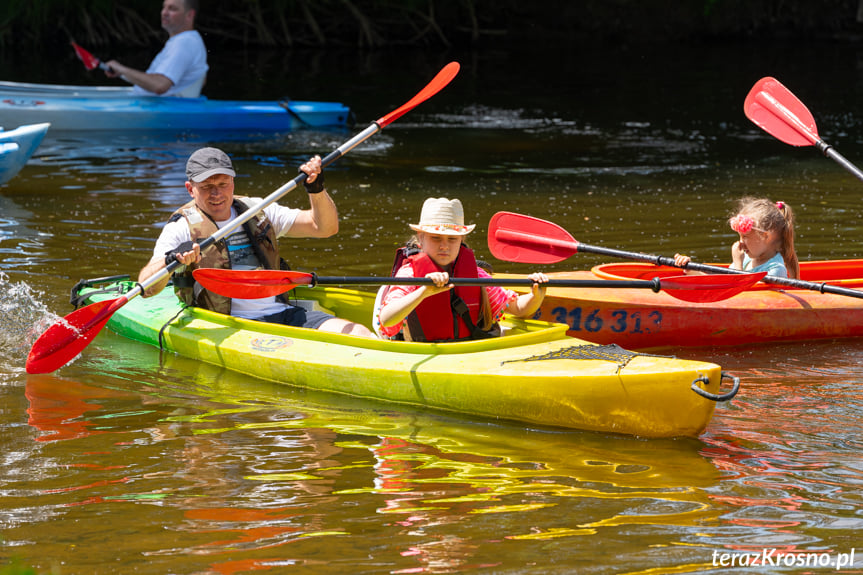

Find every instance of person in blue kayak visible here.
[138,147,375,337]
[674,196,800,279]
[375,197,549,341]
[104,0,208,97]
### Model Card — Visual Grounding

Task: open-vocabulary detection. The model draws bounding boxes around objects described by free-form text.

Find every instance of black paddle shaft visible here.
[817,141,863,183]
[576,242,863,300]
[309,274,663,292]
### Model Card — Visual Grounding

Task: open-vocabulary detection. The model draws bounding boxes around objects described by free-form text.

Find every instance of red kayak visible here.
[500,259,863,350]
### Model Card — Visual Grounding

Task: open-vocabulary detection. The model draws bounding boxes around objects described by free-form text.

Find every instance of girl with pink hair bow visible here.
[674,197,800,279]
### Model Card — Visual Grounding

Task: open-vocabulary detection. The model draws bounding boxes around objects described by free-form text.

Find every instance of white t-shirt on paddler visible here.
[132,30,208,98]
[152,199,300,319]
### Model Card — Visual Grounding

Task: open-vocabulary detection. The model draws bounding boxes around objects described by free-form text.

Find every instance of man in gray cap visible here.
[138,147,374,337]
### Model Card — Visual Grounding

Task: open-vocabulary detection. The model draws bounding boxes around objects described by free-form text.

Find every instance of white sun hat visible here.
[408,197,476,236]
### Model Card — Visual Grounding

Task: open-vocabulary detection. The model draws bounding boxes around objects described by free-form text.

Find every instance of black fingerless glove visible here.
[302,171,325,194]
[164,240,196,267]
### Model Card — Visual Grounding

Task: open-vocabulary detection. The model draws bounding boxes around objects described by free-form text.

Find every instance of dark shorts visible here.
[258,307,334,329]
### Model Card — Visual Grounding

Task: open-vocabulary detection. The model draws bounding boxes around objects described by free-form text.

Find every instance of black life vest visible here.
[168,197,287,314]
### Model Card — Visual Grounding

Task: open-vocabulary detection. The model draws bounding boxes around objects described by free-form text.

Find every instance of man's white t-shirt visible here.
[153,199,301,319]
[133,30,208,97]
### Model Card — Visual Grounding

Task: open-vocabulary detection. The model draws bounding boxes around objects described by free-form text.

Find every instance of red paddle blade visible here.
[192,269,315,299]
[25,297,127,374]
[488,211,579,264]
[744,77,820,147]
[659,272,766,303]
[71,42,101,71]
[376,62,460,128]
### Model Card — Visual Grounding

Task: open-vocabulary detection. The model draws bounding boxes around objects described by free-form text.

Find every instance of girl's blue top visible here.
[743,251,787,278]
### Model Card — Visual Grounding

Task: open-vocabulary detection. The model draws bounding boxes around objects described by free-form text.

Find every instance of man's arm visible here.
[284,156,339,238]
[286,191,339,238]
[138,254,173,297]
[138,226,200,297]
[104,60,174,95]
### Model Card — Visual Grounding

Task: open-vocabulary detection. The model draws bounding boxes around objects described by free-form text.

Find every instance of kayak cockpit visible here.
[75,279,572,356]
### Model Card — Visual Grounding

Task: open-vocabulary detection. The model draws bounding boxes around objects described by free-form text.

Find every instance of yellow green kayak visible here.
[73,278,739,438]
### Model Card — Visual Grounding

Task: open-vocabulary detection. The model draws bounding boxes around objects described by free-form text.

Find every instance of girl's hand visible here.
[378,272,451,328]
[527,272,549,295]
[672,253,708,276]
[508,272,549,318]
[673,253,692,275]
[673,253,691,267]
[731,241,745,270]
[422,272,453,296]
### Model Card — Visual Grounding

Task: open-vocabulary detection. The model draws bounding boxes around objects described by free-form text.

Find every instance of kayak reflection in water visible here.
[376,197,548,342]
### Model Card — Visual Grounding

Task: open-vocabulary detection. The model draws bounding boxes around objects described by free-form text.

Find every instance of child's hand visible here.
[427,271,450,287]
[527,272,549,295]
[422,272,453,296]
[673,253,692,272]
[672,253,707,276]
[731,241,745,270]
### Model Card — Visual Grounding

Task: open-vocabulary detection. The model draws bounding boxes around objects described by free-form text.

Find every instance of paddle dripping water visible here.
[0,273,58,375]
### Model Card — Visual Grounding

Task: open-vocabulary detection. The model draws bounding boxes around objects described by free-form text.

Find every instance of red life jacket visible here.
[396,244,486,342]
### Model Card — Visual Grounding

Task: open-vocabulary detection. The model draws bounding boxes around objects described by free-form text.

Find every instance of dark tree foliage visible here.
[1,0,862,49]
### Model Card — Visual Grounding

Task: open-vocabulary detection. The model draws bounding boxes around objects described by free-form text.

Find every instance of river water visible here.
[1,41,862,573]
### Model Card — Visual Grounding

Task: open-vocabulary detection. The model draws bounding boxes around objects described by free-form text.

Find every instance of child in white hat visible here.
[376,197,548,342]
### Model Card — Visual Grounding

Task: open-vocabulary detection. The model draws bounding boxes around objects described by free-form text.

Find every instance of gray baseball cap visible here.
[185,147,236,182]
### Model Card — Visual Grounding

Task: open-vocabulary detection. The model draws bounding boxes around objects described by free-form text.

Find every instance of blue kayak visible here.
[0,122,49,184]
[0,81,350,132]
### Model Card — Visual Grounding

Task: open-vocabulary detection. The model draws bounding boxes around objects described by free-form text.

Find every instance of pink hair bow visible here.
[730,214,755,234]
